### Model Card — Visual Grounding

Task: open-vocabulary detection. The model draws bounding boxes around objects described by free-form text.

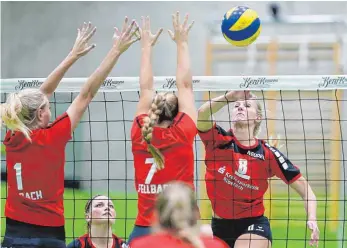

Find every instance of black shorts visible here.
[2,218,66,248]
[211,215,272,248]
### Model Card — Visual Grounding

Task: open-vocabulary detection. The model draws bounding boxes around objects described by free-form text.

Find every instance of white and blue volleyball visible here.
[221,6,261,47]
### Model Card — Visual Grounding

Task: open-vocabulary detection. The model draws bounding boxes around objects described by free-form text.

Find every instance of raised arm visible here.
[197,90,253,131]
[40,22,96,98]
[67,18,140,132]
[290,176,319,247]
[135,16,163,116]
[168,12,196,123]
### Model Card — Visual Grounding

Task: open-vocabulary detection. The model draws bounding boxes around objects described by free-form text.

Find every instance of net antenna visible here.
[203,8,347,248]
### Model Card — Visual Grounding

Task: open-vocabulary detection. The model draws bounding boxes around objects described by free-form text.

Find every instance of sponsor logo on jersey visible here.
[218,166,226,174]
[247,150,265,160]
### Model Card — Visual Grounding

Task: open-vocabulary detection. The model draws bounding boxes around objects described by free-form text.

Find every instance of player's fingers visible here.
[176,11,180,26]
[187,20,195,33]
[125,19,136,36]
[172,13,176,29]
[82,22,87,33]
[182,13,189,29]
[130,25,140,39]
[114,27,120,37]
[77,28,81,38]
[167,29,174,40]
[141,16,145,30]
[146,16,150,30]
[85,26,97,41]
[82,44,96,54]
[153,28,163,45]
[87,22,92,33]
[121,16,129,34]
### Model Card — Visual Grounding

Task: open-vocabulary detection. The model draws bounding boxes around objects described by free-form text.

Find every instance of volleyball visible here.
[221,6,261,47]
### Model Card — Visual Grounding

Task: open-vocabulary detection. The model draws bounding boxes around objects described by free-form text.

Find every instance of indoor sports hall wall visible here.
[1,1,347,195]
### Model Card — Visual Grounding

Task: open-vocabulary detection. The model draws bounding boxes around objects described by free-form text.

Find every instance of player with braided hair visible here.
[129,12,197,243]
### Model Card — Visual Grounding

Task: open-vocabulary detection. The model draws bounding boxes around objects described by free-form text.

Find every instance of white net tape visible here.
[1,75,347,93]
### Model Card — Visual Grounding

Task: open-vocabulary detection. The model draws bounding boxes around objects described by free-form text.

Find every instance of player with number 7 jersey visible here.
[128,14,197,244]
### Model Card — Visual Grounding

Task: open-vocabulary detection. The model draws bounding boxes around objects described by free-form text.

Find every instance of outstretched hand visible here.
[71,22,97,57]
[112,17,140,54]
[139,16,163,48]
[307,220,319,247]
[168,11,194,43]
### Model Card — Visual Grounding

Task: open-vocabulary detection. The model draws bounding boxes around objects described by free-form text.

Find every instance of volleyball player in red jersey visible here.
[1,19,139,248]
[197,91,320,248]
[67,195,127,248]
[129,12,197,243]
[130,182,228,248]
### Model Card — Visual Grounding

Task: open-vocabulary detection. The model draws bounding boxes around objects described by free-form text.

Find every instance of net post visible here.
[263,38,279,222]
[199,39,213,224]
[329,41,343,232]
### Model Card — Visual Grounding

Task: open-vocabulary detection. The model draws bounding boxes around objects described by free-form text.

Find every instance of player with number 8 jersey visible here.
[129,14,197,244]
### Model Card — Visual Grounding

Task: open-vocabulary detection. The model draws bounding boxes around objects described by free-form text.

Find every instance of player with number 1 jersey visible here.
[1,19,139,248]
[129,14,197,243]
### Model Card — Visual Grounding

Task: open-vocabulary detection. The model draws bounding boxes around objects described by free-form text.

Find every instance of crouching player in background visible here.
[130,182,229,248]
[67,195,127,248]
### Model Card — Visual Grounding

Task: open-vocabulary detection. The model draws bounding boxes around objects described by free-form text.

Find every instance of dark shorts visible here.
[211,215,272,248]
[127,225,152,244]
[2,218,66,248]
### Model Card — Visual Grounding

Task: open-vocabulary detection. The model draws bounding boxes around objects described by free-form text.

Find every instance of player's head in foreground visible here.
[1,89,51,141]
[85,195,116,231]
[154,181,204,248]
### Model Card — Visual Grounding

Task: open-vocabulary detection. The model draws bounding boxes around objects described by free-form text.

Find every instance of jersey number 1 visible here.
[145,158,157,184]
[14,163,23,190]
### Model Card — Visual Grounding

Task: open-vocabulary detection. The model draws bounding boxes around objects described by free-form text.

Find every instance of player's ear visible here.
[37,108,43,121]
[85,213,91,223]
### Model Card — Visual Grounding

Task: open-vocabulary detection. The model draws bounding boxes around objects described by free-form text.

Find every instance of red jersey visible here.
[198,124,301,219]
[130,232,229,248]
[4,112,71,226]
[131,112,197,226]
[67,233,126,248]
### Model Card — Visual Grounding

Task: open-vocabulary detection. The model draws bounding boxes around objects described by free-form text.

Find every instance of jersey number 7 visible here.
[145,158,157,184]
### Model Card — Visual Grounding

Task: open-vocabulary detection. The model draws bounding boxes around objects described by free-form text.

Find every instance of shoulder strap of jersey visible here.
[78,234,89,248]
[113,235,126,248]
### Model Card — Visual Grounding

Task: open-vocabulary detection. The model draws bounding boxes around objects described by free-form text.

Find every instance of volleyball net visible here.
[1,75,346,247]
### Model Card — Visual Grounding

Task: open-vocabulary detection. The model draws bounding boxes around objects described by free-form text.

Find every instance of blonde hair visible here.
[156,182,204,248]
[253,100,262,137]
[141,93,178,170]
[252,97,280,148]
[0,89,47,141]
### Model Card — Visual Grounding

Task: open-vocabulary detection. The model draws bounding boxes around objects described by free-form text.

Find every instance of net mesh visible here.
[1,79,346,247]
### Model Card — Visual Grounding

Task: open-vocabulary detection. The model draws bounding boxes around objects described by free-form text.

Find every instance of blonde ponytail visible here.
[0,89,47,141]
[1,93,32,140]
[142,94,166,170]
